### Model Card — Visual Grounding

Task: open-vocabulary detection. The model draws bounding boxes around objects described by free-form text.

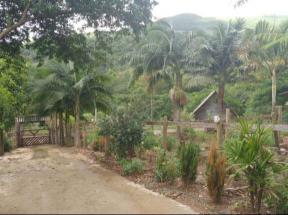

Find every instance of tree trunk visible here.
[74,93,81,147]
[59,112,64,146]
[65,111,69,145]
[256,187,264,213]
[0,128,4,156]
[175,73,182,142]
[50,114,54,144]
[150,88,154,131]
[55,113,59,145]
[0,110,4,156]
[271,70,281,149]
[94,107,97,125]
[150,88,154,121]
[271,69,277,120]
[218,83,225,118]
[0,0,31,40]
[52,113,56,145]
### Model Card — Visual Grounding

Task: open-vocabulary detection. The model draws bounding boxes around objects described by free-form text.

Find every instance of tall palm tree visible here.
[128,21,202,139]
[201,19,245,116]
[30,60,111,147]
[244,20,288,119]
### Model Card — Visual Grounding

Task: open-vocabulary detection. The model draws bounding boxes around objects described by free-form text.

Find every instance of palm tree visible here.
[201,19,245,117]
[30,60,111,147]
[128,21,202,139]
[244,20,288,119]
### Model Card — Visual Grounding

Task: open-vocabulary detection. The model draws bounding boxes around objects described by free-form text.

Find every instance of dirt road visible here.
[0,145,196,214]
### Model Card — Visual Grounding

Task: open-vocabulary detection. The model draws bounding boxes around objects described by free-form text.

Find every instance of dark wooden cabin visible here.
[192,91,237,122]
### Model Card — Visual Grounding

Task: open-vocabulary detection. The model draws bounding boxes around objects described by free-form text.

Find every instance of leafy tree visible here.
[0,0,156,56]
[0,55,27,155]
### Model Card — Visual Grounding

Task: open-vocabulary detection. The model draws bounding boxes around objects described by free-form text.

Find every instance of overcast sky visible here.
[152,0,288,19]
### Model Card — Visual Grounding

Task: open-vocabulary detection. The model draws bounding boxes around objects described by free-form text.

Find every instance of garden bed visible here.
[81,147,272,214]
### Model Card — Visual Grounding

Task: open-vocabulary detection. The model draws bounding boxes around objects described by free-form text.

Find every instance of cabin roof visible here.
[192,90,217,115]
[192,90,237,116]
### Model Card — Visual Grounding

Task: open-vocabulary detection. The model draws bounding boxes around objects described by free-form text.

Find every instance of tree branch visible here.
[0,0,32,40]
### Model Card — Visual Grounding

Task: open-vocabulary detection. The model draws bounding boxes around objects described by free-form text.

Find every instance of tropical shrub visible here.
[119,158,145,176]
[166,136,177,152]
[183,127,196,140]
[179,143,199,185]
[113,111,143,158]
[206,142,226,203]
[265,181,288,214]
[86,132,100,151]
[4,136,12,152]
[155,150,179,183]
[99,109,144,159]
[143,132,159,149]
[225,119,284,213]
[196,131,208,142]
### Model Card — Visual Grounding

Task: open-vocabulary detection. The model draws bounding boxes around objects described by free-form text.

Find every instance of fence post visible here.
[217,121,224,146]
[15,117,21,147]
[225,108,231,139]
[277,105,283,123]
[162,116,168,150]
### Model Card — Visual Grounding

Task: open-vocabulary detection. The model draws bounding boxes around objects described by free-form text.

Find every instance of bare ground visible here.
[0,145,196,214]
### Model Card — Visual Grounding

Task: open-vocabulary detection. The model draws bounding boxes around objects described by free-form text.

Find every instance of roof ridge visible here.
[192,90,217,115]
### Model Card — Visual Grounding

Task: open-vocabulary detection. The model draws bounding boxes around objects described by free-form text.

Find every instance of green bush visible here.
[99,109,144,159]
[143,132,159,149]
[86,132,100,151]
[4,137,12,152]
[159,136,177,151]
[265,181,288,214]
[155,150,179,183]
[196,131,208,142]
[119,158,144,176]
[179,143,200,184]
[183,128,196,140]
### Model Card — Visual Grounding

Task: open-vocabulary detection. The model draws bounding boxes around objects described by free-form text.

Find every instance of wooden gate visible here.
[16,115,51,147]
[20,129,50,147]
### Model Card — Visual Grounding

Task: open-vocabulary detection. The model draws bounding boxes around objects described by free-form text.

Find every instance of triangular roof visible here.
[192,90,237,116]
[192,90,217,115]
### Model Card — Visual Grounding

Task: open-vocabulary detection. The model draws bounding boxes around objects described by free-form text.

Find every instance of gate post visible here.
[15,117,21,147]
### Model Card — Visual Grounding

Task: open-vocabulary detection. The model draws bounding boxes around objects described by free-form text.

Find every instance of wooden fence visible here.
[146,108,288,150]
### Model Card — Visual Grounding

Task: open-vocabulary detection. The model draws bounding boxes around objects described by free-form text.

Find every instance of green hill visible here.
[161,13,288,32]
[161,13,224,32]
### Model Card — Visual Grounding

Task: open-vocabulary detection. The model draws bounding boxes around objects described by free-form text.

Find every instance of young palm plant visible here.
[225,119,284,213]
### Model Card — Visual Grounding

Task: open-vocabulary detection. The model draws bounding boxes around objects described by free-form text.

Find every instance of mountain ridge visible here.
[160,13,288,32]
